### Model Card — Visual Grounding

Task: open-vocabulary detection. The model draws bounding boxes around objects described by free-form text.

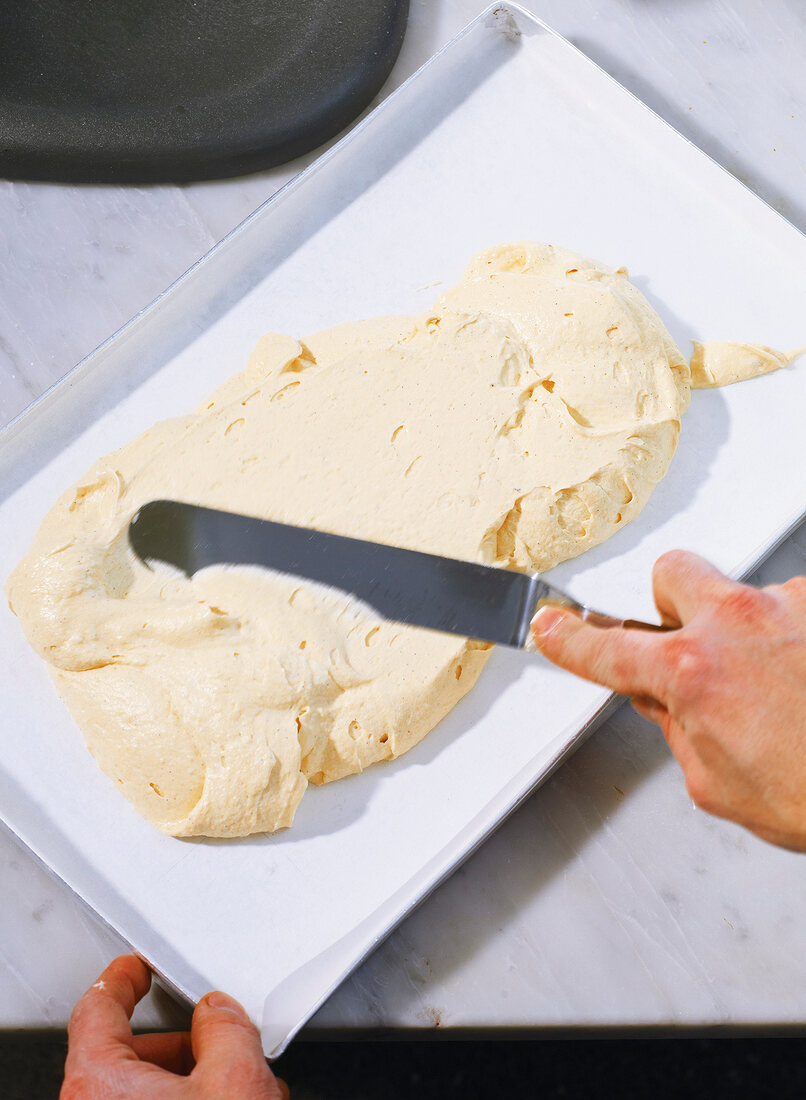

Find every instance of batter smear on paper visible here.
[6,242,796,837]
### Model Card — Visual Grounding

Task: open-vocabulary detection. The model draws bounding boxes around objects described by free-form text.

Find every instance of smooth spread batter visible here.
[6,242,788,838]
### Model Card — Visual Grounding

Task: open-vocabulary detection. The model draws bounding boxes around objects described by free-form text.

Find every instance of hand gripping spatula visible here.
[129,500,672,648]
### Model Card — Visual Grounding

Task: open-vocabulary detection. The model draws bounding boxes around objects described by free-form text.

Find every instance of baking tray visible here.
[1,4,805,1057]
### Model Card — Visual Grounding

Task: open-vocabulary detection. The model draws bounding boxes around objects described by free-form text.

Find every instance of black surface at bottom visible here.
[4,1035,806,1099]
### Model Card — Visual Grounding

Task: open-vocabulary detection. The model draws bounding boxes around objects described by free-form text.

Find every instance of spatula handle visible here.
[536,588,676,633]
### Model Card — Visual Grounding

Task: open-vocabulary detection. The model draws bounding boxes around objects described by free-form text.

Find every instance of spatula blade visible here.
[129,500,546,648]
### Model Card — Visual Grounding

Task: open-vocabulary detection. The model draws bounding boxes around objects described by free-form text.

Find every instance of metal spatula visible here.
[129,500,674,648]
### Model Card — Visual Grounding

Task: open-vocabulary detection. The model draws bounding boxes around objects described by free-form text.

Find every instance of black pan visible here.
[0,0,409,183]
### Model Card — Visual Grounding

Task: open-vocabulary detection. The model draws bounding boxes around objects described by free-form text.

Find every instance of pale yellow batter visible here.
[690,341,804,388]
[6,242,786,838]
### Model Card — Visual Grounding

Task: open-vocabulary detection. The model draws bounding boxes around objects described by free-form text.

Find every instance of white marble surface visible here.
[2,0,806,1033]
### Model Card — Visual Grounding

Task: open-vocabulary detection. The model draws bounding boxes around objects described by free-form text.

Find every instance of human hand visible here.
[61,955,289,1099]
[532,550,806,852]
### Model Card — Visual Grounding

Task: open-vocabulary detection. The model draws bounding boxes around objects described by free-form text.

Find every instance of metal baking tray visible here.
[1,4,805,1057]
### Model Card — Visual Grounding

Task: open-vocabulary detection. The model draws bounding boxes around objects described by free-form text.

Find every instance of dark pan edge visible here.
[0,1,409,184]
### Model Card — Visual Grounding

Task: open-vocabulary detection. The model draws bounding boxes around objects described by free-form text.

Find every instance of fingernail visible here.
[531,606,565,649]
[205,991,248,1019]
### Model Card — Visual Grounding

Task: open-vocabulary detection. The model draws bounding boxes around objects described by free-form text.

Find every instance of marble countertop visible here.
[2,0,806,1033]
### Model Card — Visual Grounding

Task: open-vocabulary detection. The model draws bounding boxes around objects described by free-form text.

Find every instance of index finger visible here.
[652,550,734,626]
[532,606,666,701]
[67,955,152,1063]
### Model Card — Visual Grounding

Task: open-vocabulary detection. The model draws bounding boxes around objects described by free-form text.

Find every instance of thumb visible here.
[191,991,288,1098]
